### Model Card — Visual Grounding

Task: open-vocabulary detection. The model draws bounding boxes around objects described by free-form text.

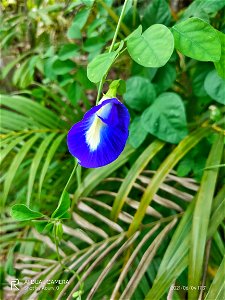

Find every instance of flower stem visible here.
[53,223,83,294]
[62,159,78,195]
[96,0,130,104]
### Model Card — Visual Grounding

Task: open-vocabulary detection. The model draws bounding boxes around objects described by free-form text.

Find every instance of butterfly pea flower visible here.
[67,98,130,168]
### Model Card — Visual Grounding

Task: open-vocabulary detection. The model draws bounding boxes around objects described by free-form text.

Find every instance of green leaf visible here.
[27,133,56,205]
[153,63,176,93]
[58,44,79,60]
[111,140,164,221]
[0,134,31,164]
[127,24,174,68]
[127,127,208,237]
[72,145,135,206]
[204,69,225,104]
[128,116,148,148]
[192,63,213,97]
[124,76,156,111]
[38,134,65,196]
[205,255,225,300]
[66,8,90,39]
[2,134,40,207]
[51,191,71,219]
[214,31,225,79]
[188,134,224,300]
[52,59,76,75]
[172,17,221,62]
[0,95,66,129]
[142,0,171,29]
[183,0,225,19]
[11,204,44,221]
[0,110,34,131]
[146,200,195,300]
[125,25,142,41]
[141,92,188,144]
[67,23,82,39]
[32,220,49,233]
[72,8,90,29]
[87,51,117,83]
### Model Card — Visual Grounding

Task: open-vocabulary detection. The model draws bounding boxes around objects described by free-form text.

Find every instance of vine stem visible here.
[53,223,83,295]
[96,0,130,104]
[62,159,78,195]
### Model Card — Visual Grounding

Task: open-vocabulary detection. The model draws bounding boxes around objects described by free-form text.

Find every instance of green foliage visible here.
[124,76,156,111]
[172,17,221,61]
[11,204,44,221]
[127,24,174,67]
[141,92,188,144]
[1,0,225,299]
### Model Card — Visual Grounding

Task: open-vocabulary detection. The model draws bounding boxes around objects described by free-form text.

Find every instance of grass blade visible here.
[127,127,208,237]
[111,140,164,221]
[205,255,225,300]
[188,134,224,300]
[27,132,56,206]
[38,133,65,197]
[2,134,40,207]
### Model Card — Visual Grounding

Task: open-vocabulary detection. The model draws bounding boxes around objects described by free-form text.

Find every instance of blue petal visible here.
[67,98,130,168]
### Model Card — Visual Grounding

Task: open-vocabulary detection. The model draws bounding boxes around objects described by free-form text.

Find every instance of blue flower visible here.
[67,98,130,168]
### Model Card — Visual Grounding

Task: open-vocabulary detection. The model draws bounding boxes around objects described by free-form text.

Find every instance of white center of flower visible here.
[85,115,105,151]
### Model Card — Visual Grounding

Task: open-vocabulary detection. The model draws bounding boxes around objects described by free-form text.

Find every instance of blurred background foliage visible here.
[0,0,224,299]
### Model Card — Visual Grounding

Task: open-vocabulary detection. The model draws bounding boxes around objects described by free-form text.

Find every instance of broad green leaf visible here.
[83,36,105,53]
[32,220,49,233]
[67,8,90,40]
[125,25,142,41]
[141,92,188,144]
[142,0,171,29]
[183,0,225,19]
[51,191,70,219]
[188,134,224,300]
[52,59,76,75]
[71,8,90,29]
[38,134,65,196]
[67,24,82,39]
[87,51,117,83]
[172,17,221,62]
[111,140,164,221]
[58,44,79,60]
[204,70,225,104]
[153,63,176,93]
[214,31,225,79]
[205,255,225,300]
[124,76,156,111]
[27,133,56,205]
[11,204,44,221]
[2,134,40,207]
[128,116,148,148]
[192,63,213,97]
[127,24,174,68]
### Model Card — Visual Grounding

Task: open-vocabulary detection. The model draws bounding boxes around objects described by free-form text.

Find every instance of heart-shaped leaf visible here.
[11,204,44,221]
[127,24,174,68]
